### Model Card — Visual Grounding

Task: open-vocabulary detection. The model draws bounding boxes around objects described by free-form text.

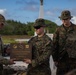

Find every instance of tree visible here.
[0,19,58,35]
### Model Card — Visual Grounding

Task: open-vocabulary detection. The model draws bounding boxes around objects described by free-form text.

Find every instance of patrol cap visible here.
[0,14,5,25]
[59,10,73,19]
[33,18,46,28]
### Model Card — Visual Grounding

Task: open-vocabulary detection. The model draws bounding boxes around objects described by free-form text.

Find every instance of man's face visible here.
[62,18,71,27]
[34,26,44,35]
[0,22,4,29]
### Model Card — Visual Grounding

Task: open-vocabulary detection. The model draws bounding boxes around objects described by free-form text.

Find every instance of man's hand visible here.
[9,58,16,65]
[54,61,58,67]
[23,59,31,64]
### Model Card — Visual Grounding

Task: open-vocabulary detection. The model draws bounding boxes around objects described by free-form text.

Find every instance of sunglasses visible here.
[34,26,42,29]
[62,18,69,20]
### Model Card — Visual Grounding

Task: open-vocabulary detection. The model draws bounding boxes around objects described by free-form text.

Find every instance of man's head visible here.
[33,18,46,37]
[0,14,5,29]
[33,18,46,28]
[59,10,73,20]
[59,10,72,27]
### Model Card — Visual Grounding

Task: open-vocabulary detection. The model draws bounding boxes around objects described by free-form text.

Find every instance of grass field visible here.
[2,35,32,44]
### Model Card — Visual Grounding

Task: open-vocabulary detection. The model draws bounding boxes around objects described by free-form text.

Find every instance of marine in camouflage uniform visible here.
[0,14,14,75]
[52,10,76,75]
[24,18,53,75]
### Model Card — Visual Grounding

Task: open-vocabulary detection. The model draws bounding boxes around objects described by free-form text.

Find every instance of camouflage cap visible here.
[0,14,5,25]
[33,18,46,28]
[59,10,73,19]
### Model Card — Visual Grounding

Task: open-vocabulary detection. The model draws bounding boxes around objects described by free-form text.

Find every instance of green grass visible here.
[3,38,16,44]
[2,35,31,44]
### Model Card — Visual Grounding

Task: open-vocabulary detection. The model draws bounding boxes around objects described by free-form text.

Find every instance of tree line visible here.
[0,19,58,36]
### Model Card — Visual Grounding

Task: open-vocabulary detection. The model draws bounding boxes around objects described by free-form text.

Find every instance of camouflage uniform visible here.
[0,14,14,75]
[53,10,76,75]
[0,36,13,75]
[27,18,53,75]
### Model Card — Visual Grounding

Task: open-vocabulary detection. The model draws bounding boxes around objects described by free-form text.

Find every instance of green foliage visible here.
[0,19,58,36]
[1,25,14,35]
[45,19,58,33]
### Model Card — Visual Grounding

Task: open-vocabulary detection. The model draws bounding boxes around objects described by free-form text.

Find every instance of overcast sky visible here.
[0,0,76,25]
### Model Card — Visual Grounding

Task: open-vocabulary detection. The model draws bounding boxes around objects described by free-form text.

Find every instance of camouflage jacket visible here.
[27,33,53,75]
[0,36,10,67]
[53,22,76,62]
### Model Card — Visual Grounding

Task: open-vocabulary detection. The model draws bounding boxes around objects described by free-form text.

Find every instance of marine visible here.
[53,10,76,75]
[0,14,14,75]
[24,18,53,75]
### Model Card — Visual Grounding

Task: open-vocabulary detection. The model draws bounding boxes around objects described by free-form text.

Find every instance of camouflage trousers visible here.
[13,71,26,75]
[56,58,76,75]
[3,69,26,75]
[27,66,51,75]
[0,70,3,75]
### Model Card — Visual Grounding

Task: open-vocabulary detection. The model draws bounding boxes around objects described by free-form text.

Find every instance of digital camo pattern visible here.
[53,22,76,75]
[0,36,10,64]
[0,36,11,75]
[27,33,53,75]
[59,10,72,19]
[53,23,76,61]
[33,18,46,27]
